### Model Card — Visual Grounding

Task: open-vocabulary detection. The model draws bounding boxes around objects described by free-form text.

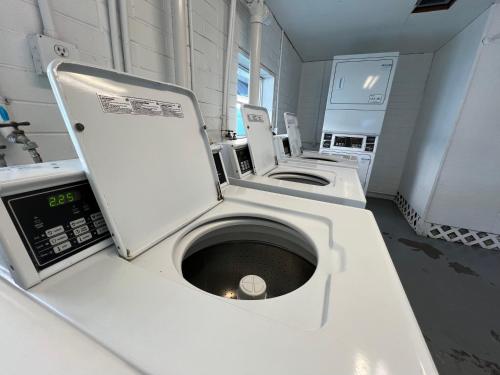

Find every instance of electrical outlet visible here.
[28,34,80,75]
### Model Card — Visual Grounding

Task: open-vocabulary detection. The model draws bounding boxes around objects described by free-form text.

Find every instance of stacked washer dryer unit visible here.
[221,105,366,208]
[320,52,399,193]
[0,61,438,375]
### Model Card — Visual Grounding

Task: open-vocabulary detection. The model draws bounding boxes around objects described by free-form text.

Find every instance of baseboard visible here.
[367,191,395,200]
[395,192,500,251]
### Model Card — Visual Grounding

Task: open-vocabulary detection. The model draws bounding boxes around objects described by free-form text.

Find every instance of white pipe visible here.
[274,29,284,133]
[187,0,196,90]
[118,0,132,73]
[249,21,262,105]
[108,0,124,71]
[37,0,57,38]
[246,1,268,105]
[172,0,189,87]
[222,0,237,132]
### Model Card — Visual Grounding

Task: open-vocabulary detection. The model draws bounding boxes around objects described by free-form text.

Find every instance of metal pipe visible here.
[172,0,189,87]
[245,0,268,105]
[108,0,124,71]
[187,0,195,90]
[0,121,43,164]
[118,0,132,73]
[37,0,57,38]
[274,29,284,133]
[221,0,237,132]
[249,21,262,105]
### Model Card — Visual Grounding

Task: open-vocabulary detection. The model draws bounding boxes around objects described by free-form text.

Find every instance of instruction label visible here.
[97,94,184,118]
[247,114,264,123]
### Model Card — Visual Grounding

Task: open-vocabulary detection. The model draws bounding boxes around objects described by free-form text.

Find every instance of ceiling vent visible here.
[412,0,457,13]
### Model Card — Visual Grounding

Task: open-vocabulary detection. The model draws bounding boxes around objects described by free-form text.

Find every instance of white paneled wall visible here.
[399,10,490,216]
[0,0,303,165]
[369,53,433,196]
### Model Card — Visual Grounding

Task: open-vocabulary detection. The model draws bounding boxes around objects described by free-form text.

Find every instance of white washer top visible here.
[236,107,365,208]
[230,164,366,208]
[26,186,437,375]
[31,61,436,374]
[0,277,137,374]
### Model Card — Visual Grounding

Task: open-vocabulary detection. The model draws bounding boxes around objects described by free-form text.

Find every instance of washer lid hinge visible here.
[216,183,223,200]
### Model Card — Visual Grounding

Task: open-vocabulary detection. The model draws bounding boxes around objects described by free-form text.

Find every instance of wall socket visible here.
[28,34,80,75]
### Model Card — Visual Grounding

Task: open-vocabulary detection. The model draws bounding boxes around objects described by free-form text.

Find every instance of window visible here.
[236,51,275,136]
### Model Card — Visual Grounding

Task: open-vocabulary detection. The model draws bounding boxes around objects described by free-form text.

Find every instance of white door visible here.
[330,59,395,106]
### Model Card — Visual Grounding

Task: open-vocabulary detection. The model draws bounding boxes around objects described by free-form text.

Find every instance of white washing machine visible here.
[0,61,437,375]
[275,112,359,170]
[221,105,366,208]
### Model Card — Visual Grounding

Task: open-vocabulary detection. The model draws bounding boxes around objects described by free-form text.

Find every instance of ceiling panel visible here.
[266,0,494,61]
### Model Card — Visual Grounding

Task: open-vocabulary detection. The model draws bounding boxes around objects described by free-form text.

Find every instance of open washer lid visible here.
[47,61,221,259]
[283,112,303,157]
[242,105,277,176]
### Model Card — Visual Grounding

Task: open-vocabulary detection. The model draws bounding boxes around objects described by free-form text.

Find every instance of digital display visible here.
[48,191,82,208]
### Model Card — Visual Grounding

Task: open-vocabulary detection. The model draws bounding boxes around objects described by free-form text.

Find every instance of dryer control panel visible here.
[320,133,378,154]
[2,181,110,271]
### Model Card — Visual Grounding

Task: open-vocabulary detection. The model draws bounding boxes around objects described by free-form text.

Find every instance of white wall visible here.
[0,0,303,166]
[399,10,490,216]
[368,53,433,196]
[426,4,500,233]
[0,0,113,165]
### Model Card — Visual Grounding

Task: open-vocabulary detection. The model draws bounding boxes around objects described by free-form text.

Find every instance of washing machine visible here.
[0,61,437,375]
[280,112,359,169]
[221,106,366,208]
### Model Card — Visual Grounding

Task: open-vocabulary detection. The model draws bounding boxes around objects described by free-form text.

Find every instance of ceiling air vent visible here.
[412,0,457,13]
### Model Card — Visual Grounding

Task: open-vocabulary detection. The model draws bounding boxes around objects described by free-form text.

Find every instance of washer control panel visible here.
[236,145,253,174]
[2,181,110,271]
[282,137,291,157]
[212,152,227,185]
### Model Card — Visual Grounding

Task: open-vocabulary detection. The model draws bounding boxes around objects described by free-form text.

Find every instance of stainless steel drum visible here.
[181,219,317,300]
[267,172,330,186]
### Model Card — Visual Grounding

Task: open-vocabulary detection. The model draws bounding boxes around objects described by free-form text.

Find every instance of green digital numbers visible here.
[48,196,58,207]
[47,191,80,208]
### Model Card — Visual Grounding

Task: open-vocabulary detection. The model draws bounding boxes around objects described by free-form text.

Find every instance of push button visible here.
[90,212,102,221]
[96,226,108,235]
[49,233,68,246]
[70,217,86,228]
[53,241,72,254]
[93,218,105,228]
[77,232,93,244]
[45,225,64,238]
[73,225,89,236]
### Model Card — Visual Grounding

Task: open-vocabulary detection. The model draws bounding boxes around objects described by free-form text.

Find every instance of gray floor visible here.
[367,198,500,375]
